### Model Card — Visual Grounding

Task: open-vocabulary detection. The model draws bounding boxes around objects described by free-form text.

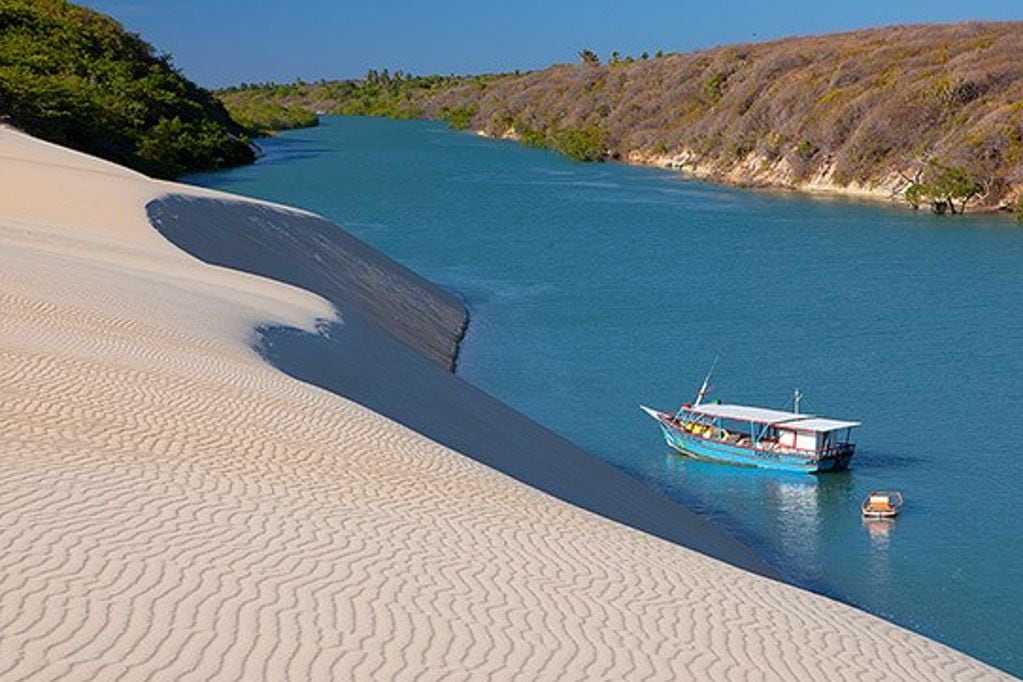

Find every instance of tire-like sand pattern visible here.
[0,127,1010,680]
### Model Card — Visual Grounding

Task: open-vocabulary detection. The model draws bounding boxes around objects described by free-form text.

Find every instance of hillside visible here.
[220,22,1023,215]
[0,0,253,177]
[216,87,319,136]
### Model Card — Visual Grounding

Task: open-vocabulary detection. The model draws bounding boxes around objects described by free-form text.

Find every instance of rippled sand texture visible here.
[0,127,1008,680]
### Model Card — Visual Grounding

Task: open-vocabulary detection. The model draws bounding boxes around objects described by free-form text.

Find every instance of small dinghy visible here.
[861,491,904,519]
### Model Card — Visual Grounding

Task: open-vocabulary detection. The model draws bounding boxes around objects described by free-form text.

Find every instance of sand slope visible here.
[146,195,775,579]
[0,127,1009,680]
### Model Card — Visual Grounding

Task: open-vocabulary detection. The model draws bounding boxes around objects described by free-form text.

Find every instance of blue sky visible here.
[84,1,1023,87]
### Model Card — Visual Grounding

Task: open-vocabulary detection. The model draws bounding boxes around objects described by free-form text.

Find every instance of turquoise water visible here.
[188,116,1023,675]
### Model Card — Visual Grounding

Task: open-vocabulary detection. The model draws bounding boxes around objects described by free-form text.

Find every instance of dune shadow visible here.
[148,193,778,580]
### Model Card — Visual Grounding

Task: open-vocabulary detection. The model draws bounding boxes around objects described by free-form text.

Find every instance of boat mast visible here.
[693,356,719,407]
[793,388,803,414]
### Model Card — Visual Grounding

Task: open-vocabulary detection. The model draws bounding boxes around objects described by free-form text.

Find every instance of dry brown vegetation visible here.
[223,22,1023,210]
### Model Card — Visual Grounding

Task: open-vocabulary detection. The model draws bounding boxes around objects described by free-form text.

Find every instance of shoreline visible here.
[475,126,1019,218]
[449,292,471,373]
[257,117,1017,219]
[0,125,1011,679]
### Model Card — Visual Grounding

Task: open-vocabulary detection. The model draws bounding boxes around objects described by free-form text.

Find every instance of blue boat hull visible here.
[654,420,853,474]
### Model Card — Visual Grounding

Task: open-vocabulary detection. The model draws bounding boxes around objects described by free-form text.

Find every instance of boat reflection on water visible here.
[862,518,896,582]
[769,478,823,542]
[659,451,855,582]
[864,518,896,544]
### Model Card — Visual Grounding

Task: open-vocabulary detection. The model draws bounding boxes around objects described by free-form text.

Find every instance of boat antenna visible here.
[693,355,719,407]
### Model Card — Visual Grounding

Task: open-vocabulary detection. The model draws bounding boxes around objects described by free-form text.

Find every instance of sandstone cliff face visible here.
[625,148,915,205]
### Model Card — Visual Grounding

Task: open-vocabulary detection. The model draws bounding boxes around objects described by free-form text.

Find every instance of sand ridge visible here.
[0,126,1010,680]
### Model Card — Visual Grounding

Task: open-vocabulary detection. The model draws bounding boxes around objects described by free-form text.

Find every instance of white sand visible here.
[0,127,1009,680]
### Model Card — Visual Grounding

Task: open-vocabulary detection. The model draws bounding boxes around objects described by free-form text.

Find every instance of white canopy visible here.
[685,403,859,432]
[687,403,807,424]
[781,417,861,432]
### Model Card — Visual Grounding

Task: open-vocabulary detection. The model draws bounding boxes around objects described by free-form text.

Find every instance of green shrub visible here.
[903,165,984,214]
[0,0,253,177]
[550,125,606,162]
[704,72,727,101]
[438,104,477,130]
[222,100,318,136]
[516,124,548,148]
[796,139,817,161]
[905,183,927,210]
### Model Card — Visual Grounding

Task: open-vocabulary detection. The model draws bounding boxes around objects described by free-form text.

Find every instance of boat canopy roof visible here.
[687,403,806,424]
[784,417,861,432]
[685,403,859,432]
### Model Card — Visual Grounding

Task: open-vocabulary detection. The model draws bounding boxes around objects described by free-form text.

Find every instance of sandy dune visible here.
[0,127,1009,680]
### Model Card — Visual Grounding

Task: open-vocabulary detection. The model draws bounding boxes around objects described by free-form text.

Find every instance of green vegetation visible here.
[514,124,548,148]
[0,0,253,177]
[471,119,605,160]
[550,125,607,161]
[704,72,727,102]
[321,71,425,118]
[221,22,1023,205]
[795,140,817,161]
[1014,197,1023,224]
[438,104,476,130]
[904,182,928,211]
[219,98,318,136]
[217,71,480,127]
[906,165,984,214]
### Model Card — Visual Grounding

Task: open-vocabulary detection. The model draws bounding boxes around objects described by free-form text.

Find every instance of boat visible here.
[861,491,904,518]
[640,365,860,473]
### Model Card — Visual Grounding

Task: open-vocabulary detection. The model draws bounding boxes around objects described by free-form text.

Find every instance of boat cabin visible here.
[774,418,861,454]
